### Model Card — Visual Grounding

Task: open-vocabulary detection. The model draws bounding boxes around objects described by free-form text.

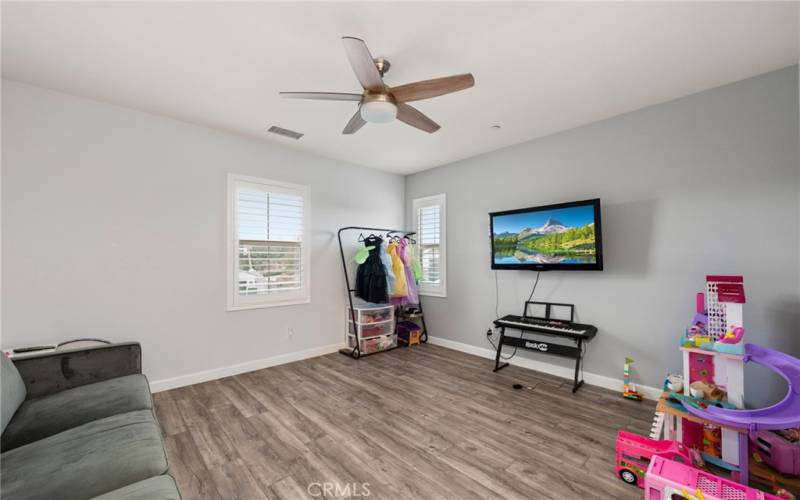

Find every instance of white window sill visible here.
[227,297,310,311]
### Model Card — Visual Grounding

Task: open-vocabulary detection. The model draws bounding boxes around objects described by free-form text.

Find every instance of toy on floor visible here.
[615,430,692,488]
[623,357,643,401]
[645,455,782,500]
[396,320,422,347]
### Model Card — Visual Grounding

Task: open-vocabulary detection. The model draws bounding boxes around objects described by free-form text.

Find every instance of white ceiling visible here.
[2,2,798,175]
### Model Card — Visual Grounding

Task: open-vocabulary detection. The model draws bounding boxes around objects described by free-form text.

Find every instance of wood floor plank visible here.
[153,390,187,437]
[163,432,224,500]
[155,344,654,499]
[269,475,314,500]
[208,461,270,500]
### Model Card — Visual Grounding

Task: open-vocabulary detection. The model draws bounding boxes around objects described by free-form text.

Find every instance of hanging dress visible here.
[403,239,420,304]
[355,235,388,304]
[408,241,423,282]
[387,240,407,299]
[392,239,419,306]
[379,239,396,298]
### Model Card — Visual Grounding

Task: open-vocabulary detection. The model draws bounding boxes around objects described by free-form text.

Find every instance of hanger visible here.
[398,232,416,244]
[360,232,381,244]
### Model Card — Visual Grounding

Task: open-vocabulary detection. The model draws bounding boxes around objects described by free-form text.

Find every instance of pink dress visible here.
[391,239,419,305]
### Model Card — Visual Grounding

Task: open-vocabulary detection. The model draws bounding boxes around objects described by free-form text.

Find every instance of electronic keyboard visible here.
[492,302,597,392]
[493,314,597,340]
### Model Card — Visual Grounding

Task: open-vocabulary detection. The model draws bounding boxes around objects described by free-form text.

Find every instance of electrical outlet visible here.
[287,327,294,338]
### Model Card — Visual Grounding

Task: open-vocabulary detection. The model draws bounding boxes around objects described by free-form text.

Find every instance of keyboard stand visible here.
[493,301,586,393]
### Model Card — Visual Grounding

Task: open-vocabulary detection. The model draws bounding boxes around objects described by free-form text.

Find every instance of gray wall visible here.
[2,80,404,385]
[405,66,799,406]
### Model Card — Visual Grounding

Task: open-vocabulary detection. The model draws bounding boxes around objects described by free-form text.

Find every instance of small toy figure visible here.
[702,424,722,458]
[679,488,705,500]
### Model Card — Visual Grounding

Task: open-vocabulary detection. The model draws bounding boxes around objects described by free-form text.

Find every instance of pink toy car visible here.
[753,430,800,476]
[615,430,692,488]
[645,455,781,500]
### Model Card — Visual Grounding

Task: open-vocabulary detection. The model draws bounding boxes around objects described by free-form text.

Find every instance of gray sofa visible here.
[1,342,182,500]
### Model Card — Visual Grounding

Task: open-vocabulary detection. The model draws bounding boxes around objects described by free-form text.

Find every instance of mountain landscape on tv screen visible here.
[493,217,596,264]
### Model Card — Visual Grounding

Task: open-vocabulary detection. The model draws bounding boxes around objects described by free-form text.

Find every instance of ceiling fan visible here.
[280,37,475,134]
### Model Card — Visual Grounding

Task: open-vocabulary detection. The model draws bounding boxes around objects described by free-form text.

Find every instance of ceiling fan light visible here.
[360,100,397,123]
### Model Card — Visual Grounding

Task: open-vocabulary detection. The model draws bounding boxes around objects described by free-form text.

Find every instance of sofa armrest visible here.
[12,342,142,399]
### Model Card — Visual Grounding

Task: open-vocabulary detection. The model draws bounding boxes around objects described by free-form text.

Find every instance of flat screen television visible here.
[490,199,603,271]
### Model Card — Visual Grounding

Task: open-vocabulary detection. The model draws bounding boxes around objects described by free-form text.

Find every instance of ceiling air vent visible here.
[267,126,303,140]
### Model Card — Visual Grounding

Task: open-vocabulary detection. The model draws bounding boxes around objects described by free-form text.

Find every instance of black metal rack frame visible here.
[337,226,429,358]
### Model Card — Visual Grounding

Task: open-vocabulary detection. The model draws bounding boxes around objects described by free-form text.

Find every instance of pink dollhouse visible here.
[657,276,749,480]
[625,274,800,496]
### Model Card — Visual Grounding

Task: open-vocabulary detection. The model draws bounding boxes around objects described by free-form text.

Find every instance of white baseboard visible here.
[149,342,344,393]
[427,335,662,401]
[149,337,662,401]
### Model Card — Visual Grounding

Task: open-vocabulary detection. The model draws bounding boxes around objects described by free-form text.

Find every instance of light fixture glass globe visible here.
[360,100,397,123]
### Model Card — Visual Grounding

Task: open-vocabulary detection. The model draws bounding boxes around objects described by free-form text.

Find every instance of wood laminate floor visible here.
[153,344,656,500]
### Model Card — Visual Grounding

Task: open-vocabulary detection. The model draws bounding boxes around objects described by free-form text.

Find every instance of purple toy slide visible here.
[683,344,800,432]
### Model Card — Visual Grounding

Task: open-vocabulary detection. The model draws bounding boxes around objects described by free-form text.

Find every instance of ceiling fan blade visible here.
[341,37,385,92]
[396,103,440,134]
[342,108,367,135]
[280,92,363,101]
[390,73,474,103]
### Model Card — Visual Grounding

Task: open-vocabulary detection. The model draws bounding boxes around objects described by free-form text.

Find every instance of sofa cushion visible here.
[91,476,182,500]
[1,410,168,500]
[1,355,26,434]
[2,374,152,451]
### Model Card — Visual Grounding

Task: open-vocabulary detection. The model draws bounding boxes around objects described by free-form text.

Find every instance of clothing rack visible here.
[337,226,429,358]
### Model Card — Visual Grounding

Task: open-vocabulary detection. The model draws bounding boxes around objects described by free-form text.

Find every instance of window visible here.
[227,174,310,310]
[413,193,446,297]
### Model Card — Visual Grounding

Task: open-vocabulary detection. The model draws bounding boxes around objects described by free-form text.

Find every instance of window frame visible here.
[227,173,311,311]
[412,193,447,298]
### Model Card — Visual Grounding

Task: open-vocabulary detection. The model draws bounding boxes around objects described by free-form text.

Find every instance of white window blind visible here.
[228,175,310,310]
[413,194,446,297]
